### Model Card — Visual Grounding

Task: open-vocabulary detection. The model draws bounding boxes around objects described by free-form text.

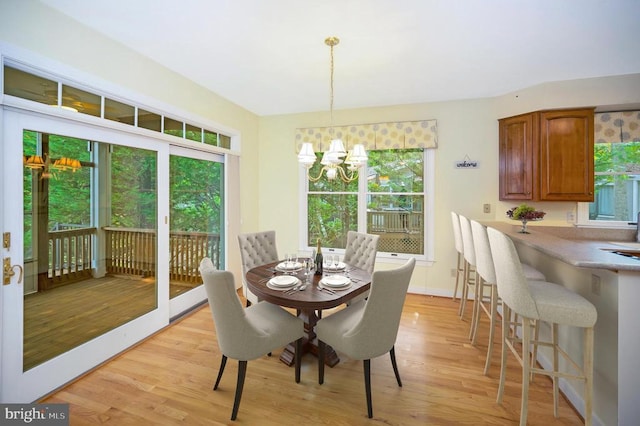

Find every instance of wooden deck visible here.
[23,275,199,371]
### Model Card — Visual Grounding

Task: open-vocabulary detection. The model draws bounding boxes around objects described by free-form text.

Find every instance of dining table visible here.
[246,259,372,367]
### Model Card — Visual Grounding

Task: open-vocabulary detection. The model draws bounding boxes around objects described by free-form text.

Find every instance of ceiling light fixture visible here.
[298,36,367,182]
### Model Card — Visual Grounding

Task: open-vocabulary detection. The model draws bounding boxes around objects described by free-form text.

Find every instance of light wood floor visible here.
[41,294,584,425]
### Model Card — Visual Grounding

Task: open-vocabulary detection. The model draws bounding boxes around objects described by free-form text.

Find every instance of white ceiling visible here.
[40,0,640,116]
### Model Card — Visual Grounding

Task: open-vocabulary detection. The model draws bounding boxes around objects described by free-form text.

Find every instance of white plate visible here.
[325,261,346,271]
[276,261,303,271]
[321,275,351,288]
[269,275,298,287]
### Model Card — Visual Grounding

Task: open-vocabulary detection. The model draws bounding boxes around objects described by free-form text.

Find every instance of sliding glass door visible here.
[168,146,224,317]
[1,109,170,402]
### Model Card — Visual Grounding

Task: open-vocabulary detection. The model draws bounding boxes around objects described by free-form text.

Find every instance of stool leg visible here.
[584,327,594,426]
[459,260,470,317]
[520,316,532,426]
[469,272,481,341]
[552,323,559,418]
[483,285,498,375]
[452,253,462,301]
[529,320,539,382]
[497,304,510,404]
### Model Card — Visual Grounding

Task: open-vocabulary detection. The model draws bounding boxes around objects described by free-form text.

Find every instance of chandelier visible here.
[24,154,81,179]
[297,37,367,183]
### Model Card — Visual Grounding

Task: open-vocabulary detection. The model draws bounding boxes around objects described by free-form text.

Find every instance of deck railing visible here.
[44,227,96,289]
[104,227,221,282]
[367,210,424,254]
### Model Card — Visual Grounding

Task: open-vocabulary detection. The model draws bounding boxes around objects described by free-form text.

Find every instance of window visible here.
[302,148,433,261]
[579,111,640,225]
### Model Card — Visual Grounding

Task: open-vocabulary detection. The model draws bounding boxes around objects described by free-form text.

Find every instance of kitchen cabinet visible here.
[499,108,594,201]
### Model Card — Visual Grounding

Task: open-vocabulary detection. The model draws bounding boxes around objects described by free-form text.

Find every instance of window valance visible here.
[595,111,640,143]
[295,119,438,152]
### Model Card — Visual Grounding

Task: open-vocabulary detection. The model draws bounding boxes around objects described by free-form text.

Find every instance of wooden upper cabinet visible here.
[499,108,594,202]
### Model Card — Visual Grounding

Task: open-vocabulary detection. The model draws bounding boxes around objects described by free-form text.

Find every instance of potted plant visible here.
[506,204,546,233]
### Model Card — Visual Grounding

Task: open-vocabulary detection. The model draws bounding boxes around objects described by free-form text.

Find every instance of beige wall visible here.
[259,73,640,295]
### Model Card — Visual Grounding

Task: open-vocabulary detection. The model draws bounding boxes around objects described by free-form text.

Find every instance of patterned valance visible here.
[295,119,438,152]
[595,111,640,143]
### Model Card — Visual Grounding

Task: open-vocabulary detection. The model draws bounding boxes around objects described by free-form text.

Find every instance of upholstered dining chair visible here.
[342,230,380,304]
[450,211,465,301]
[316,257,416,418]
[238,230,279,306]
[487,228,597,426]
[199,258,304,421]
[470,220,546,375]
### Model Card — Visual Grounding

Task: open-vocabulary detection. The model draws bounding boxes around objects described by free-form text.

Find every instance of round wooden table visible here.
[246,260,371,367]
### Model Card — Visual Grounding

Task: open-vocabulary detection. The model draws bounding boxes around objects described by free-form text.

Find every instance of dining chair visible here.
[470,220,545,375]
[450,211,465,301]
[487,228,597,426]
[316,257,416,418]
[342,230,380,304]
[238,230,279,306]
[199,258,304,421]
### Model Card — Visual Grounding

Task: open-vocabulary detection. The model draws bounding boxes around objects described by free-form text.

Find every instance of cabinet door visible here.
[499,113,537,200]
[539,109,594,201]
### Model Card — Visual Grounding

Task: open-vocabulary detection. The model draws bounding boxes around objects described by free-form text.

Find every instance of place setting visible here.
[274,253,304,274]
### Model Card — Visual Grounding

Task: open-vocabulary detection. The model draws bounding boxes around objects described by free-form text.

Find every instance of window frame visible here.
[299,148,434,265]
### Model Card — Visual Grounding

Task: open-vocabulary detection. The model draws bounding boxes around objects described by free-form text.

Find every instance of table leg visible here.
[279,308,340,367]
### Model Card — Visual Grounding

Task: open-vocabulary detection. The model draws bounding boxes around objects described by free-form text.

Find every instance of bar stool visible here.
[469,220,547,374]
[450,212,465,301]
[487,227,597,426]
[457,215,477,322]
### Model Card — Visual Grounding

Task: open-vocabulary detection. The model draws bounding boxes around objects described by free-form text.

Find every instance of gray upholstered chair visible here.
[450,211,465,301]
[199,258,304,421]
[316,258,416,418]
[470,220,545,375]
[238,230,279,306]
[342,231,379,304]
[487,228,597,426]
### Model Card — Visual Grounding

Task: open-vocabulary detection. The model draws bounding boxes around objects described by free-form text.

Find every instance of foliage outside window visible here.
[586,111,640,223]
[304,148,426,257]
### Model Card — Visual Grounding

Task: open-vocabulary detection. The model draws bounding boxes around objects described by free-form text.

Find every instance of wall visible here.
[258,73,640,294]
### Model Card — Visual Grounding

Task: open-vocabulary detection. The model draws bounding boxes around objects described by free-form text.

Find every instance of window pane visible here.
[164,117,184,138]
[62,85,101,117]
[204,129,218,146]
[591,140,640,221]
[185,124,202,142]
[367,194,424,254]
[4,66,57,106]
[138,109,161,132]
[307,194,357,248]
[367,149,424,193]
[105,98,135,125]
[219,134,231,149]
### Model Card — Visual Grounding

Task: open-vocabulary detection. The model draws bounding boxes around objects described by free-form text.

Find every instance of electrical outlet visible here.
[566,211,575,223]
[591,274,601,296]
[483,204,491,214]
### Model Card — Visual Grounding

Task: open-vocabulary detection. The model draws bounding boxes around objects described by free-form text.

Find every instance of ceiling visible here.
[40,0,640,117]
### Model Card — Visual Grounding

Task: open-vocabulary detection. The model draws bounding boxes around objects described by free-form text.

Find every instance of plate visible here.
[276,261,303,272]
[320,275,351,288]
[325,261,346,271]
[269,275,298,287]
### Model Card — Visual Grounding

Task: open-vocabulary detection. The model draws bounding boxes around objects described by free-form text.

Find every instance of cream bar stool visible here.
[457,214,477,322]
[487,227,597,426]
[450,212,465,301]
[470,220,546,375]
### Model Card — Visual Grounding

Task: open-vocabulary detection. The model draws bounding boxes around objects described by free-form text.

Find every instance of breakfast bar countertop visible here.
[482,221,640,272]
